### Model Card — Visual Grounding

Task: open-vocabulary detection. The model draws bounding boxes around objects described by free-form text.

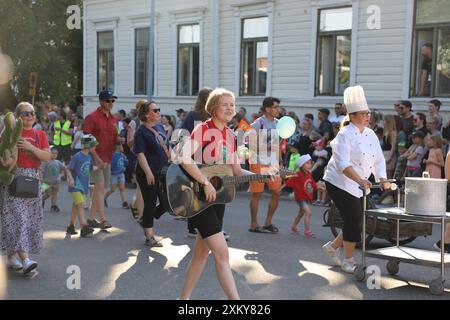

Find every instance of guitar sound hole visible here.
[209,177,223,190]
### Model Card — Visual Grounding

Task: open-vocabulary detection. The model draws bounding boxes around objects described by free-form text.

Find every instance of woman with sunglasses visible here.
[1,102,51,274]
[321,86,391,274]
[133,101,169,247]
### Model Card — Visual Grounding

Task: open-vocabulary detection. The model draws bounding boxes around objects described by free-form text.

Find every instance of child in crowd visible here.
[394,141,408,182]
[66,134,97,237]
[404,130,426,177]
[423,134,445,178]
[311,139,328,176]
[287,143,301,173]
[104,144,129,209]
[283,154,324,238]
[42,146,66,212]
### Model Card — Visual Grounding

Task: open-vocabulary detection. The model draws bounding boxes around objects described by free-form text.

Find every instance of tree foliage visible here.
[0,0,82,108]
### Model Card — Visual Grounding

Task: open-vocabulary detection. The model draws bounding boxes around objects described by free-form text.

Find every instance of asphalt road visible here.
[2,184,450,300]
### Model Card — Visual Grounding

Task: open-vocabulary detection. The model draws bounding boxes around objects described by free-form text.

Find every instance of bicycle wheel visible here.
[328,203,373,244]
[387,236,417,246]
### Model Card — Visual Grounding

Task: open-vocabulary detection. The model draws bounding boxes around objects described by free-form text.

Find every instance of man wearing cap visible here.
[318,108,333,142]
[84,90,125,229]
[321,85,391,274]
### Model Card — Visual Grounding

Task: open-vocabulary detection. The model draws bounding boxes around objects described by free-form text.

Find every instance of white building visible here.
[83,0,450,120]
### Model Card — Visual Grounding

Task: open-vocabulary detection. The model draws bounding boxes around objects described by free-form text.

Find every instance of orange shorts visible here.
[249,164,282,193]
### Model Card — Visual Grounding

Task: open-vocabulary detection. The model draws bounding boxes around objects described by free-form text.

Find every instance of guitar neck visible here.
[223,174,271,186]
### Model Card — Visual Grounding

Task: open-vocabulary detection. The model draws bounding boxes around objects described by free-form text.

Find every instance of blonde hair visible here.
[429,134,443,148]
[205,88,235,116]
[383,114,397,136]
[15,102,34,116]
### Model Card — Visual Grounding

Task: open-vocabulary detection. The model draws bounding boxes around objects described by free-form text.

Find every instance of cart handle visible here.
[359,179,397,196]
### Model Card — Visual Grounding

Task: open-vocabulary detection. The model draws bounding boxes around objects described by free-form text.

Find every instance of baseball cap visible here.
[397,141,406,148]
[411,130,426,139]
[175,108,185,113]
[81,134,98,148]
[48,111,57,118]
[99,90,117,100]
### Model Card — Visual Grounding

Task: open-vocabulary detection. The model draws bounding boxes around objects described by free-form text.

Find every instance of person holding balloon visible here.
[248,97,297,233]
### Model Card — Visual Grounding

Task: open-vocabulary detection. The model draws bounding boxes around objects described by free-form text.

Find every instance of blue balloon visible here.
[276,116,296,139]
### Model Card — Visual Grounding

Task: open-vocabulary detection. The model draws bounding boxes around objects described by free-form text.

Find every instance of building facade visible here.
[83,0,450,119]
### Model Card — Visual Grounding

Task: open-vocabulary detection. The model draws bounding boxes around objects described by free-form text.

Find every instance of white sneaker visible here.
[22,258,38,274]
[341,258,356,274]
[7,255,23,270]
[322,241,342,266]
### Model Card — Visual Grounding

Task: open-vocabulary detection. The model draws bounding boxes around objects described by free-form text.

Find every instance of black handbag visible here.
[9,175,39,198]
[9,129,40,198]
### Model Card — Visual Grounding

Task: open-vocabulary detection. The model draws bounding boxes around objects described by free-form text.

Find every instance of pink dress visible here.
[425,148,442,178]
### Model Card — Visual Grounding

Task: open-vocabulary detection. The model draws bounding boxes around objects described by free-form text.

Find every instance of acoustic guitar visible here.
[159,163,295,218]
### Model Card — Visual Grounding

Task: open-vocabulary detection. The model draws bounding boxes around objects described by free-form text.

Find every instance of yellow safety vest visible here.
[53,120,72,146]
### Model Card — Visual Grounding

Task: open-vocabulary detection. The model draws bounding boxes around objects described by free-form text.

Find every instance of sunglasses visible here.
[104,99,115,103]
[21,111,36,117]
[151,109,161,113]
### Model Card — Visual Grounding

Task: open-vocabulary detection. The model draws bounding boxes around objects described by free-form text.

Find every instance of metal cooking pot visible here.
[405,172,448,216]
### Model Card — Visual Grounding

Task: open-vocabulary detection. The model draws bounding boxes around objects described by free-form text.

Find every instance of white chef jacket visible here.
[323,122,387,198]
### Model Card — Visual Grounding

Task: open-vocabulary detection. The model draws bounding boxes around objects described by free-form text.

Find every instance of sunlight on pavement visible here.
[150,237,190,272]
[299,260,362,299]
[96,249,140,299]
[228,247,283,284]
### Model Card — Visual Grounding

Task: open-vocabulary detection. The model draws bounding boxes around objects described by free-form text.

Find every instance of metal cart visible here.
[354,186,450,295]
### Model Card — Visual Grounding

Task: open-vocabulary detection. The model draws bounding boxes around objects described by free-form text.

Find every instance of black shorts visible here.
[188,204,225,239]
[57,145,72,164]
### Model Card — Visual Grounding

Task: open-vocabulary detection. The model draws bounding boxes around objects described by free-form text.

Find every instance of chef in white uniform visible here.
[321,85,391,273]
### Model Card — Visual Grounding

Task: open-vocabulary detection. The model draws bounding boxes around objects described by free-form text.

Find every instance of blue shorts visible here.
[110,173,125,185]
[297,200,309,208]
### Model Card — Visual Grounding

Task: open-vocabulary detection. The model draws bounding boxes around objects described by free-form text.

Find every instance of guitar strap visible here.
[148,126,172,160]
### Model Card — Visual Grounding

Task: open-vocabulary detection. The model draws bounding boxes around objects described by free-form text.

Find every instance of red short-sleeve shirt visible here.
[285,170,317,202]
[84,107,118,163]
[17,129,50,169]
[190,119,236,165]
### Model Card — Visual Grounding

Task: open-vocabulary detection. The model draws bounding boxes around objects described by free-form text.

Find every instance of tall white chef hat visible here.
[343,85,369,114]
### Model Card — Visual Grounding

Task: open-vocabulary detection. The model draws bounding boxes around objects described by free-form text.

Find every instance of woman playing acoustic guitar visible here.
[178,88,273,300]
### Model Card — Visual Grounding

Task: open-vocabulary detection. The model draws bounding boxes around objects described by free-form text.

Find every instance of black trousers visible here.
[325,181,363,243]
[136,165,166,229]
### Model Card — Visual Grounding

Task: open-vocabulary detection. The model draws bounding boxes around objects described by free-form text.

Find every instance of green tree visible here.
[0,0,82,109]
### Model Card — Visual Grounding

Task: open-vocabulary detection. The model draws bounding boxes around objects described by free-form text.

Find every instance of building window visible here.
[315,7,352,96]
[97,31,114,93]
[410,0,450,97]
[240,17,268,96]
[177,24,200,96]
[135,28,149,95]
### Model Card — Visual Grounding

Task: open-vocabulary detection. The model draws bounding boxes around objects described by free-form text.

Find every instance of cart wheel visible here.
[354,264,366,282]
[429,278,445,295]
[386,260,399,275]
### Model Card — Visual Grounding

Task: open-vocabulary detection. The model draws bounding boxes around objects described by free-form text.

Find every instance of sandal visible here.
[290,225,299,234]
[304,230,316,238]
[130,206,139,219]
[248,226,268,233]
[262,224,279,233]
